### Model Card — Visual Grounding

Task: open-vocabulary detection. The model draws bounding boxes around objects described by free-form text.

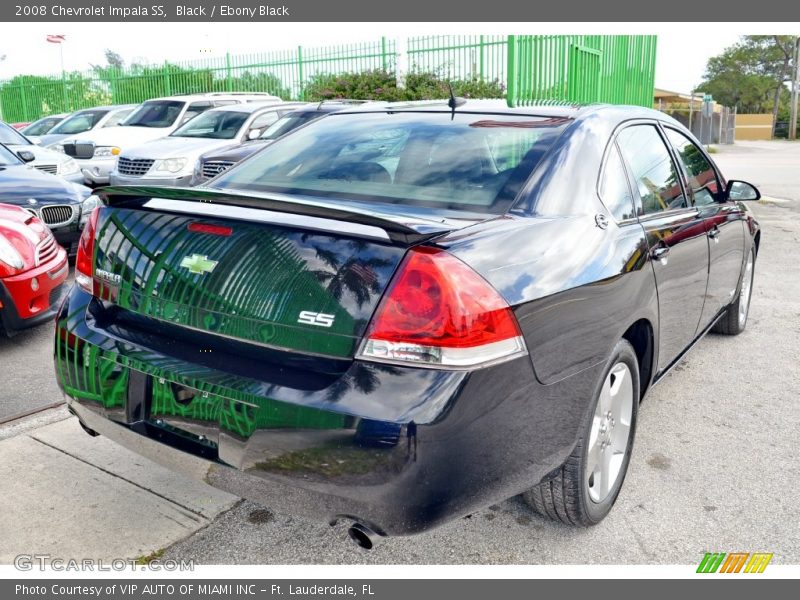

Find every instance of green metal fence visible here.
[407,35,508,83]
[507,35,657,107]
[0,35,656,123]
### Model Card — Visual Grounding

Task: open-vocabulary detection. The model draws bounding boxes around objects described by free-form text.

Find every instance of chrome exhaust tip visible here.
[348,522,384,550]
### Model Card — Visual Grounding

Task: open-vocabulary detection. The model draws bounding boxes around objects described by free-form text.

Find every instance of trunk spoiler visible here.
[98,186,483,245]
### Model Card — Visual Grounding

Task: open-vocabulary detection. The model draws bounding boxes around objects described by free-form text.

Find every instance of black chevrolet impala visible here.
[55,100,761,547]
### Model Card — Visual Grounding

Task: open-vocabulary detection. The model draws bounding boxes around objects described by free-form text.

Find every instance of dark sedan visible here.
[0,143,95,255]
[55,101,760,548]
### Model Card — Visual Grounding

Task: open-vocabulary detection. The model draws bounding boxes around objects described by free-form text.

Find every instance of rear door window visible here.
[616,124,687,215]
[599,145,636,221]
[664,128,721,206]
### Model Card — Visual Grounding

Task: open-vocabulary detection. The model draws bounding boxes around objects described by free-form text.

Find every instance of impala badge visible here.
[180,254,218,275]
[96,268,121,285]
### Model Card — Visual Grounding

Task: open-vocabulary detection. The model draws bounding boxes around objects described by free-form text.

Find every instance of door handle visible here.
[708,226,721,239]
[651,245,670,263]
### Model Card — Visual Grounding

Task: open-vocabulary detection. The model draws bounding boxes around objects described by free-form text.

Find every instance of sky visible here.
[0,23,761,93]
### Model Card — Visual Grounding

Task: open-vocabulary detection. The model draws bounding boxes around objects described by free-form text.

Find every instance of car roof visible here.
[70,104,138,113]
[144,92,282,102]
[333,99,676,126]
[202,101,308,115]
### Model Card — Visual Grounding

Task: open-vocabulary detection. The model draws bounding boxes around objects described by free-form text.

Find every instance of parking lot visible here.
[1,140,798,564]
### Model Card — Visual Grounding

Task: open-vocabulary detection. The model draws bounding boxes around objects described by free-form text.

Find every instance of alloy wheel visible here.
[586,362,634,503]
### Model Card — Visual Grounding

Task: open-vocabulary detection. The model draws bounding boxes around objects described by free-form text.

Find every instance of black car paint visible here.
[56,104,759,537]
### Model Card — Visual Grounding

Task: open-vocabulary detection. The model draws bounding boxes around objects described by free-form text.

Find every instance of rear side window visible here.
[616,124,687,215]
[664,128,720,206]
[599,145,635,221]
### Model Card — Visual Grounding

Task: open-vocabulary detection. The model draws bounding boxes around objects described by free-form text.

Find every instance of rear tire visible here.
[712,246,755,336]
[523,339,639,526]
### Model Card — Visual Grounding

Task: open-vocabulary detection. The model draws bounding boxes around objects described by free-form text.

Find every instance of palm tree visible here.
[310,240,392,309]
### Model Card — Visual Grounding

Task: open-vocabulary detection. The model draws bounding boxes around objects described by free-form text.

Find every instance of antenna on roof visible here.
[447,82,466,121]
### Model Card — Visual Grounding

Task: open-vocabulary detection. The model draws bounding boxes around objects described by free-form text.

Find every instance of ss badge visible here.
[297,311,335,328]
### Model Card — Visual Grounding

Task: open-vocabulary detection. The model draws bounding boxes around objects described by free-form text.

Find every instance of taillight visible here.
[75,207,100,293]
[357,247,527,368]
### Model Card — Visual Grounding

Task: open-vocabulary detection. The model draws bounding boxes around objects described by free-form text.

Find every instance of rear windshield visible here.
[171,110,249,139]
[123,101,184,128]
[49,109,109,135]
[210,112,568,213]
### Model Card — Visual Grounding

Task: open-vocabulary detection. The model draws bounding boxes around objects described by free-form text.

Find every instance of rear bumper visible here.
[55,288,600,535]
[1,250,68,335]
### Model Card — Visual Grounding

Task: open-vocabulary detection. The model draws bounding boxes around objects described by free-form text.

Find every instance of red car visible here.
[0,203,68,336]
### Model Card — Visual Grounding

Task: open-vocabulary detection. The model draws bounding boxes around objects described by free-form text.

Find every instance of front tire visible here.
[523,339,639,526]
[712,246,755,336]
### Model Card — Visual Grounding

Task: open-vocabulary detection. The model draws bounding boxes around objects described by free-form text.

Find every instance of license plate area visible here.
[123,365,222,457]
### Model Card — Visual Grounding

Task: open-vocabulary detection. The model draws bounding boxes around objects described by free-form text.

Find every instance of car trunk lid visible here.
[91,186,489,360]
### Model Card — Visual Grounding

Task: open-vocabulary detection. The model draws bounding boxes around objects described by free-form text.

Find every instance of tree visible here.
[698,36,796,137]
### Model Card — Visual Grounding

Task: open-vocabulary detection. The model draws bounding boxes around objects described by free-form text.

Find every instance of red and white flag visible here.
[46,34,66,44]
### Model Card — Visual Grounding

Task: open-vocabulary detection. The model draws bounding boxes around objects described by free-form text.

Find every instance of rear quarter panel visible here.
[439,109,660,386]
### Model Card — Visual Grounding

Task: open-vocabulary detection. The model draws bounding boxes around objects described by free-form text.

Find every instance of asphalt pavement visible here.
[1,140,798,564]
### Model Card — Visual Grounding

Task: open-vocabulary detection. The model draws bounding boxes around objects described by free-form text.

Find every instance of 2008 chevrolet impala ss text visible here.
[54,100,761,549]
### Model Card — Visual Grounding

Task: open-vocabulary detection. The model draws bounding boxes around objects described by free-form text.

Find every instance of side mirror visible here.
[17,150,35,163]
[247,129,261,140]
[726,180,761,201]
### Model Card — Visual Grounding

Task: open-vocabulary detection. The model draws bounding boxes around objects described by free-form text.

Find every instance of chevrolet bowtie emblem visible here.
[180,254,218,275]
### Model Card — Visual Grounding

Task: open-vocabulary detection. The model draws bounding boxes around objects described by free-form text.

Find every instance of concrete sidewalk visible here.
[0,411,237,564]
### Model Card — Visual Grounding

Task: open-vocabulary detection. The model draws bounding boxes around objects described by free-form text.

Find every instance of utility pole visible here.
[790,35,799,141]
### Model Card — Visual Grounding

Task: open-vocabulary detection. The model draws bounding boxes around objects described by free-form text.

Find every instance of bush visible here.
[303,69,505,102]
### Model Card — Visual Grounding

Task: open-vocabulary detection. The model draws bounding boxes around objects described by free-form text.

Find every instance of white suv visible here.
[56,93,281,185]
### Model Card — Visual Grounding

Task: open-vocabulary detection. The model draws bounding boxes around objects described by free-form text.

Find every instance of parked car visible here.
[55,93,282,186]
[195,100,367,184]
[0,122,83,183]
[55,101,761,548]
[20,113,70,142]
[0,203,69,336]
[40,104,137,148]
[0,142,95,256]
[110,102,305,187]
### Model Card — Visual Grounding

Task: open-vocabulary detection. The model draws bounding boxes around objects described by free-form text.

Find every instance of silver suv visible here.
[55,93,281,186]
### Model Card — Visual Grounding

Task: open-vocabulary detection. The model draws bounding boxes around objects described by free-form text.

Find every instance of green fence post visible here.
[225,52,233,92]
[61,71,69,112]
[479,35,485,80]
[20,84,28,122]
[163,61,171,96]
[297,45,304,101]
[506,35,516,107]
[381,36,388,72]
